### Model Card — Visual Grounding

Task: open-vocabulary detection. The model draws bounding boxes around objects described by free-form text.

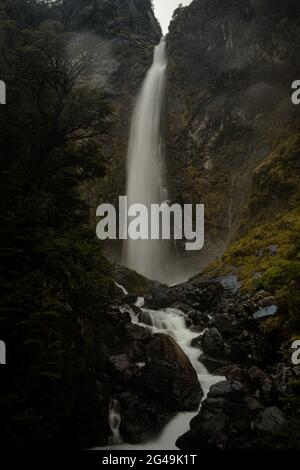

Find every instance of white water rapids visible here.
[99,296,224,450]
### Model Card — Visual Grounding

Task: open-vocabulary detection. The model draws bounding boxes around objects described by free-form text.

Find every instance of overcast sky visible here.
[153,0,193,34]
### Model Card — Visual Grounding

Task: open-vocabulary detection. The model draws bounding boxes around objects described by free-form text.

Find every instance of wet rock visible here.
[210,314,239,338]
[255,407,286,436]
[176,397,252,450]
[123,294,138,305]
[184,281,224,310]
[109,354,132,373]
[191,335,202,348]
[253,305,278,320]
[147,334,198,374]
[119,392,171,444]
[136,360,202,411]
[133,334,203,410]
[201,327,224,357]
[145,286,174,309]
[108,354,135,383]
[208,380,244,402]
[227,340,253,363]
[198,353,231,373]
[108,306,131,326]
[124,323,151,341]
[188,311,210,329]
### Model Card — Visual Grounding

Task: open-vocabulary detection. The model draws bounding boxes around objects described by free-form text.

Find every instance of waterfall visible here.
[108,399,122,445]
[97,300,224,450]
[123,38,171,283]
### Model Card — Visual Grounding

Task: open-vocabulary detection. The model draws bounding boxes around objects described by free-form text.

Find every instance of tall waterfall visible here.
[123,38,171,283]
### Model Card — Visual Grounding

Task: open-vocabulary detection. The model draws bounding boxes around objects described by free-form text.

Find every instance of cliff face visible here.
[167,0,300,272]
[83,0,162,222]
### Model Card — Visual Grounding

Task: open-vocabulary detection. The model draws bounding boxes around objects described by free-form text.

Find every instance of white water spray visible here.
[99,296,224,450]
[123,38,171,282]
[108,399,122,445]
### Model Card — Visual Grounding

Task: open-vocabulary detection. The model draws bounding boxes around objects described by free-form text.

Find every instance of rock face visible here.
[175,282,300,450]
[167,0,300,272]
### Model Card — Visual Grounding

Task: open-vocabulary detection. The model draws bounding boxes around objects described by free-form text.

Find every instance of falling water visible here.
[123,38,171,283]
[98,298,224,450]
[108,399,122,445]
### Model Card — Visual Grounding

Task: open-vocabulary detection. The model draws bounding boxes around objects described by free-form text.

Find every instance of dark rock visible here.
[208,380,244,402]
[258,296,275,308]
[124,323,151,341]
[198,353,231,373]
[227,340,253,363]
[244,396,265,411]
[136,360,202,411]
[182,281,224,310]
[145,286,174,309]
[133,334,203,410]
[255,407,286,436]
[201,327,224,357]
[211,314,239,338]
[189,311,210,329]
[191,335,202,348]
[119,392,171,444]
[123,294,138,305]
[107,307,131,326]
[109,354,132,373]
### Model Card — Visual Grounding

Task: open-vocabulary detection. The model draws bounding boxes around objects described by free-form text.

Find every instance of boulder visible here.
[201,327,224,357]
[255,407,286,436]
[118,392,172,444]
[198,353,231,373]
[145,286,174,309]
[134,334,203,410]
[124,323,151,341]
[211,314,239,338]
[208,380,244,402]
[253,305,278,320]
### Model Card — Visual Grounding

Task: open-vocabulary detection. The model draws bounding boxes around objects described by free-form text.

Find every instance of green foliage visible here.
[0,0,116,449]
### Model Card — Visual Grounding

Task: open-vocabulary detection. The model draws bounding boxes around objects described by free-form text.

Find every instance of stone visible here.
[199,353,231,373]
[269,245,278,255]
[253,305,278,320]
[133,334,203,410]
[255,407,286,436]
[208,380,244,401]
[109,354,132,372]
[258,296,275,308]
[124,323,151,341]
[201,327,224,357]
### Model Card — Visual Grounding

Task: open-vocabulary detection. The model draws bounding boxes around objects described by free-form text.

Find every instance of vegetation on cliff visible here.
[0,0,160,450]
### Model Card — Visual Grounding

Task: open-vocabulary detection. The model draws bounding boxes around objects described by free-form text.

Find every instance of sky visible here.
[153,0,193,35]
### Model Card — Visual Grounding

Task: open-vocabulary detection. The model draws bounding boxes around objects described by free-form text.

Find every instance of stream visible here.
[98,293,224,450]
